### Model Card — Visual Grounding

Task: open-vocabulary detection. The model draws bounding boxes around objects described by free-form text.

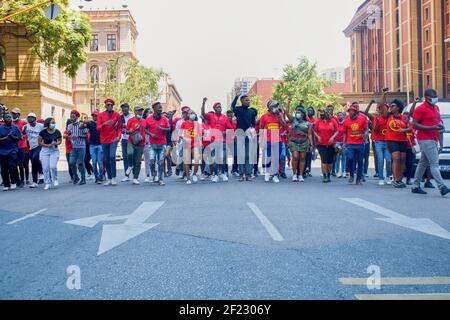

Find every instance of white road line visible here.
[356,293,450,300]
[247,203,284,242]
[340,277,450,286]
[6,209,48,225]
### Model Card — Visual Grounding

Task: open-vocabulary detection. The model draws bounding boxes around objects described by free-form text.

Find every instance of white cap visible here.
[27,112,37,118]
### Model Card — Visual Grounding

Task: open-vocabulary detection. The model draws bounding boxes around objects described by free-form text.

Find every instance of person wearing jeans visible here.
[125,106,146,185]
[411,89,450,196]
[343,104,368,185]
[373,140,392,184]
[38,118,62,190]
[68,110,88,185]
[97,98,122,186]
[11,108,27,187]
[86,111,103,184]
[120,103,133,182]
[24,113,44,188]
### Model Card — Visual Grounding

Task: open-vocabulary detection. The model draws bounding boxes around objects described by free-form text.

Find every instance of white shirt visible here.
[25,123,44,150]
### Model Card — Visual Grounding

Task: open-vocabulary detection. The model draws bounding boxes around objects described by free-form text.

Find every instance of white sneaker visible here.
[221,174,229,182]
[111,178,118,186]
[104,179,112,186]
[53,180,59,188]
[379,180,385,186]
[121,177,130,182]
[10,184,17,190]
[292,175,298,182]
[200,174,207,181]
[153,176,159,183]
[38,174,44,181]
[186,180,192,185]
[125,167,133,177]
[29,182,38,188]
[265,172,271,182]
[211,175,219,183]
[299,176,305,182]
[144,177,151,183]
[133,179,140,185]
[273,176,280,184]
[386,179,392,185]
[87,175,94,181]
[159,180,165,186]
[3,187,9,191]
[192,175,198,183]
[44,184,51,190]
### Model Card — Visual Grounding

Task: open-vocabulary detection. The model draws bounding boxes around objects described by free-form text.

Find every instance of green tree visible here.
[272,56,342,113]
[250,94,266,117]
[102,58,165,108]
[0,0,92,77]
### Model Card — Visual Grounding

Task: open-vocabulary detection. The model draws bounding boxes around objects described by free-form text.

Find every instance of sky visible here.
[71,0,363,108]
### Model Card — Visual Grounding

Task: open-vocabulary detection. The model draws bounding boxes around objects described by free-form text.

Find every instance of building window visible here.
[107,34,117,51]
[426,75,431,87]
[425,29,429,42]
[90,65,99,84]
[425,7,429,21]
[90,99,99,110]
[426,52,430,65]
[0,45,5,80]
[90,34,99,52]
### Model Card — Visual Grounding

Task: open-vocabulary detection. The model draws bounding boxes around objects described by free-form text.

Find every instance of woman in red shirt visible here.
[385,99,411,188]
[181,110,201,184]
[313,110,339,183]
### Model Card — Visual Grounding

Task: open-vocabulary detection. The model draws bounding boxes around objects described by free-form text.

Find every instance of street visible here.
[1,168,450,300]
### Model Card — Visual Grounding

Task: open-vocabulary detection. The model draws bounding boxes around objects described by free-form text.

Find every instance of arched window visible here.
[0,45,6,80]
[90,65,99,84]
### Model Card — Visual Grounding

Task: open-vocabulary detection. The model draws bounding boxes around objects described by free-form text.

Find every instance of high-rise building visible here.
[321,68,347,83]
[227,77,258,106]
[345,0,450,99]
[73,8,138,113]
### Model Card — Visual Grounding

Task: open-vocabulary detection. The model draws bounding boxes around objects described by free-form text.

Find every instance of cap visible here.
[134,105,144,112]
[92,111,100,116]
[348,104,359,111]
[104,98,115,105]
[267,100,280,109]
[181,106,190,113]
[27,112,37,118]
[11,107,21,114]
[71,109,80,118]
[212,102,221,108]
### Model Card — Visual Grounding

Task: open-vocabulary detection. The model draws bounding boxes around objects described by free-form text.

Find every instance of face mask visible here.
[429,98,439,105]
[28,119,36,125]
[13,116,19,121]
[295,113,303,120]
[272,107,279,113]
[190,114,196,121]
[136,115,142,119]
[49,124,56,130]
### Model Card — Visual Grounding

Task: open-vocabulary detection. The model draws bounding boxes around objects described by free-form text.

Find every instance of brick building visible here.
[248,79,282,107]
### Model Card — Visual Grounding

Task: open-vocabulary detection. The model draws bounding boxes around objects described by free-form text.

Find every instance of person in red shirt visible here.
[343,104,368,184]
[385,99,411,188]
[259,100,286,184]
[63,128,74,182]
[313,109,339,183]
[11,107,27,187]
[412,88,449,196]
[181,110,202,184]
[201,97,233,182]
[145,102,170,186]
[333,111,347,178]
[96,98,122,186]
[226,110,238,176]
[125,106,146,185]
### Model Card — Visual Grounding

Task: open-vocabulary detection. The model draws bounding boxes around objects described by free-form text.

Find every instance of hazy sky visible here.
[72,0,362,107]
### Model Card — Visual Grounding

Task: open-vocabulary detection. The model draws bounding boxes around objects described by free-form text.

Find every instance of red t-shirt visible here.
[385,115,408,142]
[201,123,213,148]
[231,120,237,130]
[206,113,232,132]
[181,120,201,148]
[96,111,122,144]
[371,115,388,142]
[336,122,344,142]
[145,115,170,145]
[64,130,72,155]
[413,102,442,142]
[343,113,368,144]
[314,119,338,146]
[13,119,27,149]
[126,117,146,147]
[259,112,282,142]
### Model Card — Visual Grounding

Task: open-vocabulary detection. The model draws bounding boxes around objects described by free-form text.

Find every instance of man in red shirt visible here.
[96,98,122,186]
[201,97,233,182]
[259,100,286,183]
[125,106,146,185]
[11,107,27,187]
[412,88,449,196]
[343,104,368,185]
[145,102,170,186]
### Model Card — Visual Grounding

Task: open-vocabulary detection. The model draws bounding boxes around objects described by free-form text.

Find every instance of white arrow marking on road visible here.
[341,198,450,240]
[6,209,48,225]
[65,202,164,255]
[247,203,284,242]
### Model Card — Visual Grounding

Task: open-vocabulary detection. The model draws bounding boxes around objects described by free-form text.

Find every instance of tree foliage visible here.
[250,94,267,117]
[272,56,342,112]
[102,58,165,108]
[0,0,92,77]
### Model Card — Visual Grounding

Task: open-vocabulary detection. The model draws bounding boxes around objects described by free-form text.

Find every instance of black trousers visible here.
[29,147,42,183]
[17,148,26,184]
[0,153,19,188]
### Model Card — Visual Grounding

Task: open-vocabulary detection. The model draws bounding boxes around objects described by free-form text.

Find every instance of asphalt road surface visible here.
[1,168,450,300]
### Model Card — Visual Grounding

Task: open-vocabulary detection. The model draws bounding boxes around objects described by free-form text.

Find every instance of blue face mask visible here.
[49,124,56,130]
[429,98,439,105]
[295,113,303,120]
[190,114,196,121]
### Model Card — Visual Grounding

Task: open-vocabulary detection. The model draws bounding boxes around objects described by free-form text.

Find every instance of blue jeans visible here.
[265,142,285,176]
[121,139,129,172]
[90,144,104,181]
[346,144,364,180]
[102,141,118,180]
[280,143,287,175]
[70,147,86,181]
[374,141,392,180]
[150,144,166,181]
[334,142,346,174]
[237,136,253,176]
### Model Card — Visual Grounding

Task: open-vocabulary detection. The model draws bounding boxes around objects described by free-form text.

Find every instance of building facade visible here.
[159,76,183,114]
[0,24,73,130]
[248,79,282,107]
[321,68,347,83]
[345,0,450,99]
[73,9,138,114]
